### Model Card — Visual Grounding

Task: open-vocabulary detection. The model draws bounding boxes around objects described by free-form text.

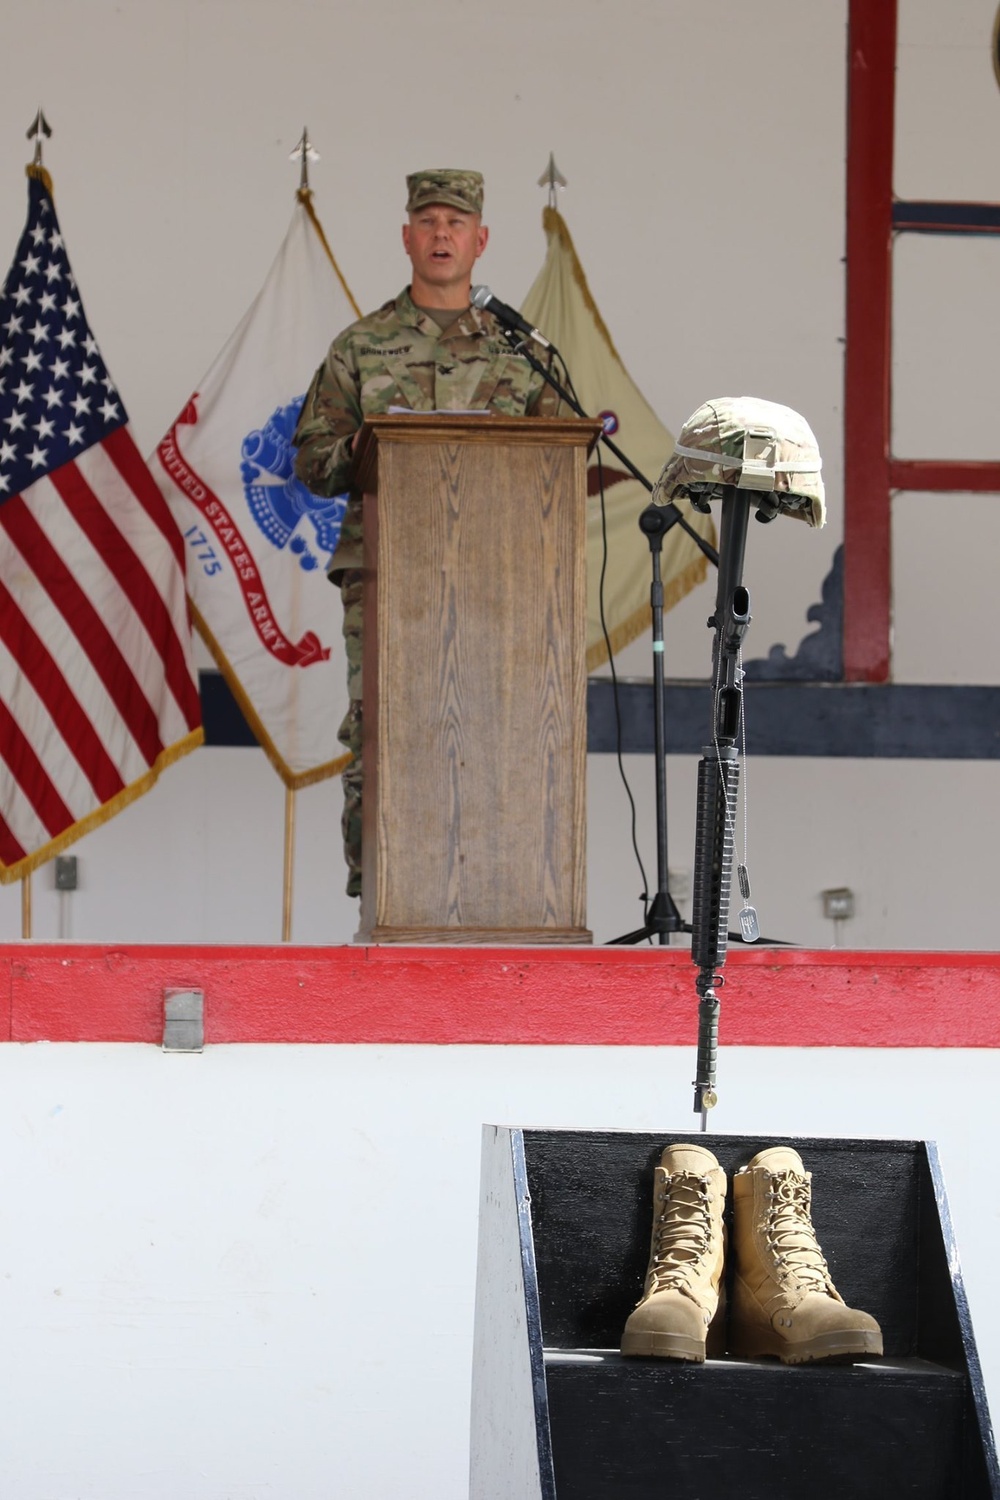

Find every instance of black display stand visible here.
[470,1128,998,1500]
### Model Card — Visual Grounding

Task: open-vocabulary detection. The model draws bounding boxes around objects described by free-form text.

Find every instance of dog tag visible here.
[739,905,760,943]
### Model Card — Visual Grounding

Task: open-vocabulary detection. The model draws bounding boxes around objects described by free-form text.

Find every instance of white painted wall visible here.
[0,744,994,950]
[0,1040,994,1499]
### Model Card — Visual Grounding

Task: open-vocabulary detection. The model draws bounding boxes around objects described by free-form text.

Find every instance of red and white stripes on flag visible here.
[0,170,202,882]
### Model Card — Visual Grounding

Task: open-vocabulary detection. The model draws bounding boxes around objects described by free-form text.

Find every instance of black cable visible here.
[512,326,709,941]
[592,447,650,931]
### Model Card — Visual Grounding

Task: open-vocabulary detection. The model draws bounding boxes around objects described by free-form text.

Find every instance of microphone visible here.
[470,286,552,350]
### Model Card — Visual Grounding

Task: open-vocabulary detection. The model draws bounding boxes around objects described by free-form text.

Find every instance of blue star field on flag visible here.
[0,173,126,501]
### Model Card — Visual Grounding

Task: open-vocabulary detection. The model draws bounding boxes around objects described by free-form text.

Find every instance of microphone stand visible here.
[607,501,689,945]
[500,331,791,972]
[604,490,791,954]
[499,329,718,945]
[500,327,791,1123]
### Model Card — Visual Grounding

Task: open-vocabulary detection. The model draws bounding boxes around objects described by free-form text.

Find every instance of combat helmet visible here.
[653,397,825,527]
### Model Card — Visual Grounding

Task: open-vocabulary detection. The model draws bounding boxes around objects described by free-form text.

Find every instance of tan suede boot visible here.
[730,1146,883,1364]
[620,1142,726,1362]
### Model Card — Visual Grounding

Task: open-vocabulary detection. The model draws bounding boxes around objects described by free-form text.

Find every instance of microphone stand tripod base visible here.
[608,889,690,946]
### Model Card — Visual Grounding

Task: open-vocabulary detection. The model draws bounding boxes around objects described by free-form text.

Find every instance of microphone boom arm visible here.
[494,323,719,568]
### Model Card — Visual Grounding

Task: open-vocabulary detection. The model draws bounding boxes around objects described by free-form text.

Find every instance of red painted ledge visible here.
[0,945,997,1048]
[889,459,1000,493]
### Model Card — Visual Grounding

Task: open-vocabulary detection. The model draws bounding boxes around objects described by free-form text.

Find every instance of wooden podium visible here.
[352,414,601,945]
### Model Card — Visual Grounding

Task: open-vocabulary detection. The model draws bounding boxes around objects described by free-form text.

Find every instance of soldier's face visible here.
[403,205,489,300]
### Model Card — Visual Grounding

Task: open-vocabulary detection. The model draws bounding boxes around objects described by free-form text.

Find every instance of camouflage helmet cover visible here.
[405,169,484,216]
[653,396,825,527]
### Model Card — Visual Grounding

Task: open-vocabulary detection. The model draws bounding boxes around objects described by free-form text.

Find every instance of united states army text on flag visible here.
[0,168,202,882]
[153,189,361,787]
[520,206,716,669]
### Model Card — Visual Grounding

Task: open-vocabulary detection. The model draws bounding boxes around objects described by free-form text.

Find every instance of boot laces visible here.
[647,1172,715,1296]
[765,1170,834,1293]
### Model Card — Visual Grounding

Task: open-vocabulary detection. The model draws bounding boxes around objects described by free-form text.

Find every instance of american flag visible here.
[0,169,202,881]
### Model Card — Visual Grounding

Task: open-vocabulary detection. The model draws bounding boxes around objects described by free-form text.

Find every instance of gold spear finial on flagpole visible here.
[537,152,567,209]
[26,108,51,168]
[290,127,320,194]
[291,128,363,316]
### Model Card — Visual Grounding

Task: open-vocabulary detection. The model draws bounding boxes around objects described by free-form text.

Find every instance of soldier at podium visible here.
[293,168,562,898]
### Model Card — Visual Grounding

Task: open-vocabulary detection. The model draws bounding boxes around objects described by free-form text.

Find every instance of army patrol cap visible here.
[653,396,826,527]
[406,169,484,215]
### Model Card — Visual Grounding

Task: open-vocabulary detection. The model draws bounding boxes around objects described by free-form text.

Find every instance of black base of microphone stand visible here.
[608,890,688,946]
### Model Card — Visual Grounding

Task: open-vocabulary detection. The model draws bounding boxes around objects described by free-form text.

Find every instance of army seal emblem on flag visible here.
[240,398,347,573]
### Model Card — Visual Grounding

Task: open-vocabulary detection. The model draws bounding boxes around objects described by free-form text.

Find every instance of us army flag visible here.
[153,190,360,786]
[520,207,715,669]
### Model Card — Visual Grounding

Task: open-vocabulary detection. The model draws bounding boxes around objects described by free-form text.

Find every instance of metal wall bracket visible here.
[162,989,204,1053]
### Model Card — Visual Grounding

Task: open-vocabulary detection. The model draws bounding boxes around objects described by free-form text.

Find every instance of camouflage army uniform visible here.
[293,286,563,896]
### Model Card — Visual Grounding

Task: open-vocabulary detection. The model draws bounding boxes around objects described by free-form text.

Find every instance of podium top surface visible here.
[354,413,602,489]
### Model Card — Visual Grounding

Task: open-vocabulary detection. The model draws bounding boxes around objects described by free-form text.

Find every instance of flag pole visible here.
[20,110,46,948]
[537,151,567,209]
[291,127,363,319]
[282,785,296,941]
[291,126,316,193]
[20,109,46,948]
[26,107,51,170]
[279,127,310,945]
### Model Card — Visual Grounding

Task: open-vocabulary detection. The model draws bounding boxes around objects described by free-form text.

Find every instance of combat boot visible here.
[730,1145,883,1364]
[620,1142,726,1362]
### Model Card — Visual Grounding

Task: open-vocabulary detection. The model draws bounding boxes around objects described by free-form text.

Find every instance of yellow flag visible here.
[521,208,716,669]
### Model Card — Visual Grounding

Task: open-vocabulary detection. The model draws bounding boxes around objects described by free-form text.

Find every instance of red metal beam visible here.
[890,459,1000,492]
[3,944,1000,1048]
[843,0,897,681]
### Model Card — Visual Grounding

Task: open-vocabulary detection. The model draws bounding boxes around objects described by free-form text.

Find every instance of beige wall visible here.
[0,0,996,948]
